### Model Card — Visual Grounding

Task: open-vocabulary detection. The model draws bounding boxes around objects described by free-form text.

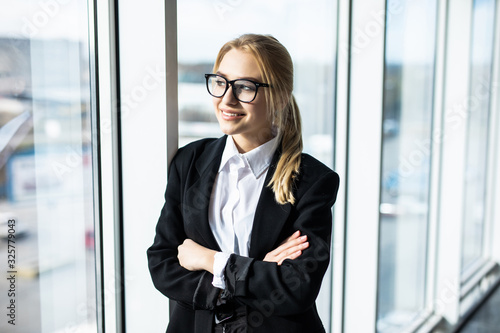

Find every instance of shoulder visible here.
[177,137,220,155]
[171,136,226,167]
[299,153,339,183]
[293,153,340,203]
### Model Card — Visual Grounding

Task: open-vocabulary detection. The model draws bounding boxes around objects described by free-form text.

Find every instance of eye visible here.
[215,78,226,86]
[235,81,256,92]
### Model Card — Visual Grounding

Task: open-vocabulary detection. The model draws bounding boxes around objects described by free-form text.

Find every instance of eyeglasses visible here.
[205,74,270,103]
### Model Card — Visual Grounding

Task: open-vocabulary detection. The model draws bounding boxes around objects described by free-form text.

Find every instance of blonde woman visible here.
[148,34,339,333]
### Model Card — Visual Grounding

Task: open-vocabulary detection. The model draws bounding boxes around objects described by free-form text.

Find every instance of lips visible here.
[221,110,245,118]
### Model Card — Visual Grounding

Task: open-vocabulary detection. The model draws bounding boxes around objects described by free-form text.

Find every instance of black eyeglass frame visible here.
[204,73,270,103]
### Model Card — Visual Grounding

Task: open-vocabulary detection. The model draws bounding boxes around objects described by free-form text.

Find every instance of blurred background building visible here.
[0,0,500,332]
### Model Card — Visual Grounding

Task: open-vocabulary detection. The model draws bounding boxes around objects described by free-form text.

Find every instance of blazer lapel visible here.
[183,136,226,251]
[249,148,292,259]
[184,137,291,258]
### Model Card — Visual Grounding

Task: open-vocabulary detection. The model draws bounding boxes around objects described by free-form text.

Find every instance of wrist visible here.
[202,249,216,274]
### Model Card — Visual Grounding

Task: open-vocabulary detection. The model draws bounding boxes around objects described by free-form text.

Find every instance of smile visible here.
[222,110,244,117]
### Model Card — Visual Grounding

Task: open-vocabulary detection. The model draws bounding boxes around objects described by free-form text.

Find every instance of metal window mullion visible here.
[489,0,500,264]
[165,0,178,166]
[88,0,105,331]
[484,0,500,262]
[95,0,121,331]
[332,0,351,332]
[434,0,473,325]
[424,0,448,320]
[343,0,386,332]
[95,0,123,332]
[112,0,125,330]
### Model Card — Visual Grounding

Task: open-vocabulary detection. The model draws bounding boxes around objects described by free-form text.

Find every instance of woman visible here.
[147,34,339,333]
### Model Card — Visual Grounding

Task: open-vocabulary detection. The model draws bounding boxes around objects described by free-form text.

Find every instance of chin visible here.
[218,123,238,136]
[219,126,235,136]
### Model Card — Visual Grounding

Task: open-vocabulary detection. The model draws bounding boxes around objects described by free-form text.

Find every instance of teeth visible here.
[222,111,242,117]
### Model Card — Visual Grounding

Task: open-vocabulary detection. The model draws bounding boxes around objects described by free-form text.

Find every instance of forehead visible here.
[217,48,262,81]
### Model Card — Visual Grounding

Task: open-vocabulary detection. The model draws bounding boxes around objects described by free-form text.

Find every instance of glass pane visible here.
[178,0,337,328]
[461,0,496,274]
[0,1,98,332]
[377,0,437,331]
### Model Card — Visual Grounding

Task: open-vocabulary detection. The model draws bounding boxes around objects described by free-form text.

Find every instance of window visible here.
[377,0,438,331]
[0,1,98,332]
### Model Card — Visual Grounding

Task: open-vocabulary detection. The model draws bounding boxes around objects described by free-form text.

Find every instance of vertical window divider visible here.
[343,0,386,332]
[333,0,351,332]
[95,0,122,331]
[88,0,105,331]
[425,0,448,324]
[488,0,500,264]
[112,0,125,331]
[484,0,500,264]
[165,0,179,166]
[434,0,473,325]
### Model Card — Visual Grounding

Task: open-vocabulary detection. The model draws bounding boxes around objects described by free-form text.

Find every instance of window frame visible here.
[342,0,386,331]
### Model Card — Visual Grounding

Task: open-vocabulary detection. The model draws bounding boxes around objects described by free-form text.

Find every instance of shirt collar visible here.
[219,136,278,178]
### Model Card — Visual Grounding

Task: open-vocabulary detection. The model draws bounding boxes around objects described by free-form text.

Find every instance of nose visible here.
[221,84,238,105]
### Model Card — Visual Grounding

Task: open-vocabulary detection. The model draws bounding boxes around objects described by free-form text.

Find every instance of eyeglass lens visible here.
[207,75,257,103]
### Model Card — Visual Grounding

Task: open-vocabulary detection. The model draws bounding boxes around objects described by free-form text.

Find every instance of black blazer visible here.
[147,136,340,333]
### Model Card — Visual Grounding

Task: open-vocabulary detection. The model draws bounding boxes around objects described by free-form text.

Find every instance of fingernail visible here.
[300,235,307,240]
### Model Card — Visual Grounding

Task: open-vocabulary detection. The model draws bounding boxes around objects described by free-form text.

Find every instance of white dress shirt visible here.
[209,136,277,289]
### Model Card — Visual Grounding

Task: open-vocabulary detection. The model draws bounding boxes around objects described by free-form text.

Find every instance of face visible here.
[213,48,272,152]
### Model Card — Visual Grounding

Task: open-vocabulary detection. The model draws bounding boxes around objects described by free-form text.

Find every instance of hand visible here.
[263,230,309,265]
[177,239,216,273]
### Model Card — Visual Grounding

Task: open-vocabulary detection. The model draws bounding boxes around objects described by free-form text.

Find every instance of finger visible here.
[280,230,301,246]
[283,234,307,250]
[275,235,308,255]
[286,241,309,256]
[274,241,309,264]
[278,250,302,265]
[287,230,301,241]
[263,233,307,263]
[183,239,195,246]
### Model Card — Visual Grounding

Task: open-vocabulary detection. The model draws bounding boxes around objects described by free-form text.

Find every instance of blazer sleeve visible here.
[222,170,340,316]
[147,153,220,310]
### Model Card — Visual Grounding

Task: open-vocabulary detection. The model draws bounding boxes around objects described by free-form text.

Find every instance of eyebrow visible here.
[215,71,261,82]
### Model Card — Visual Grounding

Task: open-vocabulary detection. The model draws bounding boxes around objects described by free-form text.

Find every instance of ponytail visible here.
[268,95,303,205]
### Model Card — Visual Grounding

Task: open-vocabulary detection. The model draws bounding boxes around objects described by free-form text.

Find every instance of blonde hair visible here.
[213,34,303,205]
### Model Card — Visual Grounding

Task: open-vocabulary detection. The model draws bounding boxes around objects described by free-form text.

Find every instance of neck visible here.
[232,132,274,153]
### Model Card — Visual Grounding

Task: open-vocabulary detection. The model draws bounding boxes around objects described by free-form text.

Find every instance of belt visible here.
[214,305,246,333]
